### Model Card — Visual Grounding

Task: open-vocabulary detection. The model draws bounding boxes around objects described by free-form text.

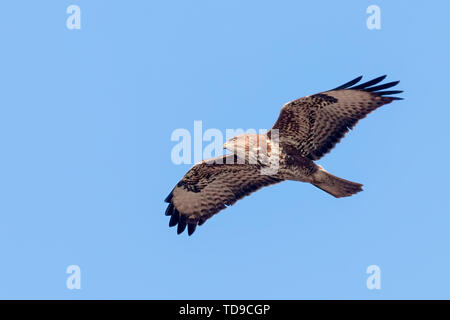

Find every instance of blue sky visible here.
[1,1,449,299]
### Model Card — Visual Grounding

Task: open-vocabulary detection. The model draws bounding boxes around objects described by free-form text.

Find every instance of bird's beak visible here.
[223,142,228,150]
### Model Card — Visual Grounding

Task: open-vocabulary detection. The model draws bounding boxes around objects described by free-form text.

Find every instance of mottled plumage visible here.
[165,76,403,235]
[269,75,402,160]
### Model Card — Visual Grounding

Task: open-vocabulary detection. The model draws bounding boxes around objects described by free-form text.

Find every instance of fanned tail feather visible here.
[312,167,363,198]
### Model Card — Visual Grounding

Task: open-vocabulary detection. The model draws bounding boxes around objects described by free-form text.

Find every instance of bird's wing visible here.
[269,75,403,160]
[164,154,284,235]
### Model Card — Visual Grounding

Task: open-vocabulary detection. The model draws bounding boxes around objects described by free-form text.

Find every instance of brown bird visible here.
[165,75,402,235]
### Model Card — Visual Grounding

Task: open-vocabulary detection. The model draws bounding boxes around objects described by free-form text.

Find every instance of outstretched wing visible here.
[269,75,403,160]
[164,154,284,236]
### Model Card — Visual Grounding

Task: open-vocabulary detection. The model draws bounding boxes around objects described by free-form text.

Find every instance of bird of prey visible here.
[165,75,402,235]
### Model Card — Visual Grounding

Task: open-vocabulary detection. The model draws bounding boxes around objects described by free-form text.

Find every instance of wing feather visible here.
[331,76,363,90]
[270,76,403,160]
[351,75,387,89]
[164,154,284,235]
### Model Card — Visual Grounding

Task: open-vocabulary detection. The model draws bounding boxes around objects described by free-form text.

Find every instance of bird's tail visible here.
[311,167,363,198]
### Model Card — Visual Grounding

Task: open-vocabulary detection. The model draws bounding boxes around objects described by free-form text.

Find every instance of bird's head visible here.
[223,134,250,153]
[223,134,269,162]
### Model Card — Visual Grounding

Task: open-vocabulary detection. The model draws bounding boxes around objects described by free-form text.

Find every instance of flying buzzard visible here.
[165,75,402,235]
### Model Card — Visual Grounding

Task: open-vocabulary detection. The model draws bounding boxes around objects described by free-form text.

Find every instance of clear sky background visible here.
[1,1,449,299]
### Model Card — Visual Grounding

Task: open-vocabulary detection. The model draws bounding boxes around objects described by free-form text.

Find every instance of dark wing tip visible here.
[365,81,400,92]
[351,75,387,90]
[165,203,174,216]
[168,209,179,227]
[164,190,173,203]
[165,202,197,235]
[165,188,190,235]
[333,75,403,99]
[187,223,197,236]
[331,75,363,90]
[376,90,403,95]
[177,215,187,234]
